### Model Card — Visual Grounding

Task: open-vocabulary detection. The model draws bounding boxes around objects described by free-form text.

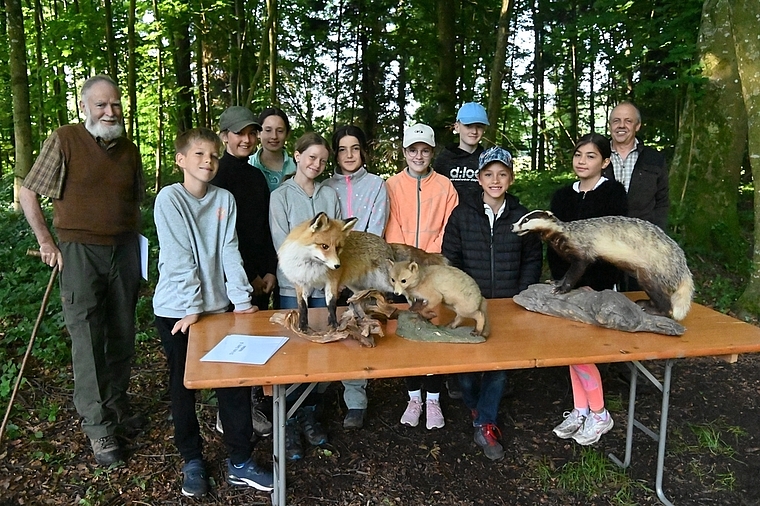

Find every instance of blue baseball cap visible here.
[456,103,490,126]
[479,146,513,171]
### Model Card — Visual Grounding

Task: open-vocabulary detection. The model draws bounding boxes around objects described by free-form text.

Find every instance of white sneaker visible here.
[552,410,585,439]
[572,411,614,445]
[425,399,445,430]
[400,398,423,427]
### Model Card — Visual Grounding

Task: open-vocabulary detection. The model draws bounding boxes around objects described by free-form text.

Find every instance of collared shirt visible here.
[24,129,125,200]
[483,199,506,230]
[610,139,639,192]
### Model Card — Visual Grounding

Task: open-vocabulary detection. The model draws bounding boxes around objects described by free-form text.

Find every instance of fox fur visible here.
[511,210,694,321]
[277,212,448,331]
[389,260,490,336]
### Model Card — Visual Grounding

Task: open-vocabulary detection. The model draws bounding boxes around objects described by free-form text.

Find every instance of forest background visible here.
[1,0,760,503]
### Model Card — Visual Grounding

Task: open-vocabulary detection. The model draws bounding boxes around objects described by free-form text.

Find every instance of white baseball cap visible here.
[403,123,435,148]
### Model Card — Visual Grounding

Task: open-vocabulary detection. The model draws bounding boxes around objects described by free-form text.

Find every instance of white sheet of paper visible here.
[200,334,289,365]
[139,234,149,280]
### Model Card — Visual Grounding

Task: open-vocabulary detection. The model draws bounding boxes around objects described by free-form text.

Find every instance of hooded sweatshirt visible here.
[324,166,389,236]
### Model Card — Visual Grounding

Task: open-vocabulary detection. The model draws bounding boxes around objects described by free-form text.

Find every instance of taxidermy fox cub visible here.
[388,260,490,336]
[277,213,447,332]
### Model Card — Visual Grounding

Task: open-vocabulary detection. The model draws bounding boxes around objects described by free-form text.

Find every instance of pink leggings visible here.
[569,364,604,412]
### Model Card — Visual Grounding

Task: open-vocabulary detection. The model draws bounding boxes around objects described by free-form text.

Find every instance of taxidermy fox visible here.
[277,213,447,331]
[388,260,490,336]
[511,210,693,320]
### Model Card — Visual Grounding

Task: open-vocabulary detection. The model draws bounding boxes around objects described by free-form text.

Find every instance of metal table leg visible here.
[609,360,675,506]
[272,384,286,506]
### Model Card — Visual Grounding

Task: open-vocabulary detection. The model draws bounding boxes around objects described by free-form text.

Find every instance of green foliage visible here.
[534,446,645,505]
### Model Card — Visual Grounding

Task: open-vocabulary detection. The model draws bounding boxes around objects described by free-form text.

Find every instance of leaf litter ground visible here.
[2,335,760,505]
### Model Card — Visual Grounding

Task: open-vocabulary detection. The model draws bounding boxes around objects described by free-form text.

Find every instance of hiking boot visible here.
[285,419,303,460]
[552,410,586,439]
[226,458,274,491]
[425,399,445,430]
[445,377,463,399]
[400,398,423,427]
[474,424,505,461]
[572,411,614,445]
[297,406,328,445]
[343,409,365,429]
[90,435,123,466]
[252,407,273,437]
[181,458,208,497]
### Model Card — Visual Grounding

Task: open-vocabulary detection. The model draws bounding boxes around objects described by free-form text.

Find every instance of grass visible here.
[533,446,647,506]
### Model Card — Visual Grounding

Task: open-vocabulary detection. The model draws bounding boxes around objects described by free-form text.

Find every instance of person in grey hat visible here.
[211,106,277,440]
[441,145,542,460]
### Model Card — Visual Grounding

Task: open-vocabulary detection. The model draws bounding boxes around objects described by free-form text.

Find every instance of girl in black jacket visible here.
[549,133,627,446]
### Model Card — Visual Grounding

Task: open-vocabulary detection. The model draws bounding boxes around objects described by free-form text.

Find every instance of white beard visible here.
[84,106,125,141]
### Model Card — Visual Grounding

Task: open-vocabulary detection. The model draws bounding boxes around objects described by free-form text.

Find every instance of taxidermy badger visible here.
[511,210,694,321]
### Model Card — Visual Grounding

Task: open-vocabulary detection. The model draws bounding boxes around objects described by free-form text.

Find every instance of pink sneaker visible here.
[425,399,445,430]
[400,398,423,427]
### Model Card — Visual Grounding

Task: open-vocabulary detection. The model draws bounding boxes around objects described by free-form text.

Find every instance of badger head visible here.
[512,210,560,236]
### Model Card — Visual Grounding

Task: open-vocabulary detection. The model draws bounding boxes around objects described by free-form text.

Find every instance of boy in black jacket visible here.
[442,147,542,460]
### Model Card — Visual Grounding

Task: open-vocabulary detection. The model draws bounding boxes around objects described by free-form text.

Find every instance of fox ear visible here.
[387,259,394,268]
[309,212,329,232]
[342,217,359,232]
[409,261,419,274]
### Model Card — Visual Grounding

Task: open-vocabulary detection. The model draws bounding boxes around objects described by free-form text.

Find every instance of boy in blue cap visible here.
[441,146,542,460]
[433,102,490,199]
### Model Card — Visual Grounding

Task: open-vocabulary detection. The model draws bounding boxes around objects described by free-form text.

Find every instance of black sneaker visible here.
[343,409,365,429]
[90,435,123,466]
[226,458,274,491]
[297,406,328,445]
[181,458,209,497]
[446,377,463,400]
[285,419,303,460]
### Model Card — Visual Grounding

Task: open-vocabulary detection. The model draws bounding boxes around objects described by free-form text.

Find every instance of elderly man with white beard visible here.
[20,75,145,466]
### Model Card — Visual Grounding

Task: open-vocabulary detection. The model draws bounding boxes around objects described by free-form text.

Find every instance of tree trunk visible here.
[360,5,381,151]
[669,0,746,263]
[173,20,194,132]
[268,0,278,104]
[246,0,274,106]
[103,0,118,80]
[732,0,760,316]
[485,0,513,147]
[7,0,33,211]
[152,0,164,191]
[434,0,456,146]
[127,0,137,141]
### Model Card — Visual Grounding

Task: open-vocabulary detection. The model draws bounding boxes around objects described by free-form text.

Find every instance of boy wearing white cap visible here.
[433,102,490,199]
[385,123,459,431]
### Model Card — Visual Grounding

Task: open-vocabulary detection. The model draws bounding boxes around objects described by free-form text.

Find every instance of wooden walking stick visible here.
[0,250,59,445]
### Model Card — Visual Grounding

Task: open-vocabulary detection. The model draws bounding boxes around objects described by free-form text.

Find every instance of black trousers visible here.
[155,316,254,464]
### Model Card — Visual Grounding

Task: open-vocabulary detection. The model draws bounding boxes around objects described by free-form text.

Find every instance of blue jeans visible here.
[279,295,327,409]
[458,371,507,426]
[279,295,327,309]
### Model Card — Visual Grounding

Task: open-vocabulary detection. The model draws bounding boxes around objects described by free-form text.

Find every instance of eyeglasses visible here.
[405,147,432,157]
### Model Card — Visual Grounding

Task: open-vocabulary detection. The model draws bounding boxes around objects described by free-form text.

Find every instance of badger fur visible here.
[512,210,694,321]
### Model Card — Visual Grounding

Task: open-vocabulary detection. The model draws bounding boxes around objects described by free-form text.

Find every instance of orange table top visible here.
[184,297,760,389]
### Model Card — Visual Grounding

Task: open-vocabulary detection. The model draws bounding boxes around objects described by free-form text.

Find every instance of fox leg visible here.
[296,285,309,332]
[325,278,339,329]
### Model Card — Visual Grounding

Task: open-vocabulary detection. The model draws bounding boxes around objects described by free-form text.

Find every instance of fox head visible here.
[388,260,420,296]
[298,212,358,270]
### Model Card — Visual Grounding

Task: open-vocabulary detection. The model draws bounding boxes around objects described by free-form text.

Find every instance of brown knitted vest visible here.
[53,123,142,245]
